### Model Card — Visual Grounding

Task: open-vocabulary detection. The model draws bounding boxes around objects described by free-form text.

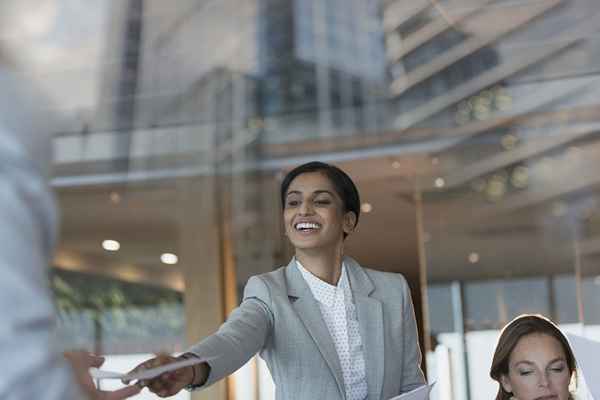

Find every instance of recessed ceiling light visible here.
[434,177,445,188]
[102,240,120,252]
[161,253,179,265]
[109,192,121,204]
[486,174,507,201]
[511,166,529,189]
[392,160,401,169]
[501,134,518,150]
[361,203,373,213]
[468,252,480,264]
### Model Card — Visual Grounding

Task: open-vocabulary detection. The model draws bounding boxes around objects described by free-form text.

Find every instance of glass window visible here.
[8,1,599,399]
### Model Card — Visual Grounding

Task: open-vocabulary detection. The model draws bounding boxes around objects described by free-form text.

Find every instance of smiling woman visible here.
[281,162,360,277]
[127,161,427,400]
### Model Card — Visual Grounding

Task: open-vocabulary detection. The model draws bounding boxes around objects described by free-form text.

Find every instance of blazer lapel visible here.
[346,257,385,400]
[285,260,346,399]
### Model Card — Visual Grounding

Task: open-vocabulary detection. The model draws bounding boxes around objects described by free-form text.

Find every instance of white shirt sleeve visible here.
[0,69,84,400]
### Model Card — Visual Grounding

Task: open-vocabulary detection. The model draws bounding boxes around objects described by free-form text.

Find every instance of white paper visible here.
[90,356,217,381]
[566,333,600,400]
[388,382,435,400]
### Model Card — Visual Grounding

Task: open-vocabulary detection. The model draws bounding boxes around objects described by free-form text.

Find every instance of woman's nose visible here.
[299,201,314,215]
[538,372,550,387]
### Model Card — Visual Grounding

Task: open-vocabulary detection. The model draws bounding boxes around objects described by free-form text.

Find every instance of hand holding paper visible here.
[90,355,216,381]
[91,353,214,398]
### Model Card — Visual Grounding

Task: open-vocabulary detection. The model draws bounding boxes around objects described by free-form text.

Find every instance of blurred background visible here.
[3,0,600,399]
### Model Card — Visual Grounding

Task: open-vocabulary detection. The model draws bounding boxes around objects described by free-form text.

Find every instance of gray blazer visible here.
[189,256,426,400]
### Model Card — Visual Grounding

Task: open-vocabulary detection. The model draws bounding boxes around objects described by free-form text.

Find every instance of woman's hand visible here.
[64,351,141,400]
[123,353,199,398]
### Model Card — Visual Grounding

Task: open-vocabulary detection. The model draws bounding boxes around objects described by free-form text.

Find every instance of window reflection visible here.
[52,269,185,354]
[11,0,597,399]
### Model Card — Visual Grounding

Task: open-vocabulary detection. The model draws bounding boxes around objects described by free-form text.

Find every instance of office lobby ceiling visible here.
[54,144,600,294]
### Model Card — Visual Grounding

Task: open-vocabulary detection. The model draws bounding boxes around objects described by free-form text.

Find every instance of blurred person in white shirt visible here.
[0,2,140,399]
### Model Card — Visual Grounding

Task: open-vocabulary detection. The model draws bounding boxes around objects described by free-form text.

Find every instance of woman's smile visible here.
[294,221,322,233]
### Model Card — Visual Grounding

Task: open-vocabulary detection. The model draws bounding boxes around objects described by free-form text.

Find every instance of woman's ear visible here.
[343,212,357,234]
[500,374,513,395]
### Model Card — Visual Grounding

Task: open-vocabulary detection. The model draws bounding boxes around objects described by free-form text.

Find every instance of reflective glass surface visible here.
[3,1,600,399]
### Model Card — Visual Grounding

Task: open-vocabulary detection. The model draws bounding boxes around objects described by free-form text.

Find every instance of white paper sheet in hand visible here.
[566,333,600,400]
[388,382,435,400]
[90,356,217,381]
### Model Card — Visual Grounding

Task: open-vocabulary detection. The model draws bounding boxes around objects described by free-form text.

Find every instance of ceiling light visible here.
[109,192,121,204]
[486,174,507,201]
[392,160,401,169]
[434,177,445,188]
[161,253,179,265]
[501,134,518,150]
[102,240,120,252]
[361,203,373,213]
[510,166,529,189]
[468,252,480,264]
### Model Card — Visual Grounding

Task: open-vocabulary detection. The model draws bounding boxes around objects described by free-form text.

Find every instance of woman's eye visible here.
[551,367,565,373]
[286,200,299,207]
[518,370,533,376]
[314,199,331,205]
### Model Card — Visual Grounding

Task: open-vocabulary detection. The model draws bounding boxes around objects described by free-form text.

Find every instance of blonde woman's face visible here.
[500,333,571,400]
